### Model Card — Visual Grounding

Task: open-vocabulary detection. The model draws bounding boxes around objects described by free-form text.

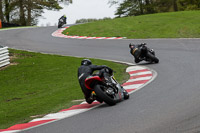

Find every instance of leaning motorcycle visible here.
[85,68,129,106]
[58,19,66,28]
[130,43,159,63]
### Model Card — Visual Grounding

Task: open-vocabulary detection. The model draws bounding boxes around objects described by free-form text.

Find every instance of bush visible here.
[177,0,200,11]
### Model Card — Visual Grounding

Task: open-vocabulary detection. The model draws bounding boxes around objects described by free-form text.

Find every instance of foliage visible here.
[177,0,200,11]
[0,0,68,26]
[114,0,200,17]
[115,0,158,17]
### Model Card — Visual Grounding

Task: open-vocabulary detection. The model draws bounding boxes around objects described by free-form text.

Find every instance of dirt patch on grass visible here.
[30,114,45,118]
[5,97,22,102]
[72,99,85,102]
[0,54,19,70]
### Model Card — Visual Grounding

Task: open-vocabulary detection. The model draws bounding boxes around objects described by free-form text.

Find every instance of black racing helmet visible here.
[81,59,92,65]
[129,43,135,49]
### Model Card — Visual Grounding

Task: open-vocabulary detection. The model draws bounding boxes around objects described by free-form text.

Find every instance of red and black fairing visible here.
[85,76,103,90]
[84,69,129,105]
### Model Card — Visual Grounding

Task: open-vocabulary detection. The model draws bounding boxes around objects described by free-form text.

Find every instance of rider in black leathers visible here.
[129,43,146,63]
[78,59,110,104]
[59,15,67,24]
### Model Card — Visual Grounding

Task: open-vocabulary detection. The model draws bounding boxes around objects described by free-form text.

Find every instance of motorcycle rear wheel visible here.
[94,85,116,106]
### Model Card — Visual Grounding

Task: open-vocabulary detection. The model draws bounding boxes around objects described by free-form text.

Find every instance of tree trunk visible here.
[19,0,26,25]
[27,0,32,26]
[4,0,9,22]
[173,0,178,11]
[0,0,4,21]
[138,0,144,14]
[145,0,152,13]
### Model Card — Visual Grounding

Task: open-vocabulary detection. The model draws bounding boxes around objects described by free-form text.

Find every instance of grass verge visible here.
[0,26,37,31]
[63,11,200,39]
[0,49,129,129]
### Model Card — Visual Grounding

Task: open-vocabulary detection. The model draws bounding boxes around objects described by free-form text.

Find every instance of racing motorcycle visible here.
[85,67,129,106]
[58,18,66,28]
[129,43,159,63]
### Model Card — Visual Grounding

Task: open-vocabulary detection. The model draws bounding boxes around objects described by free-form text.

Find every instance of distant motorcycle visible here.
[58,18,66,28]
[85,67,129,106]
[129,43,159,63]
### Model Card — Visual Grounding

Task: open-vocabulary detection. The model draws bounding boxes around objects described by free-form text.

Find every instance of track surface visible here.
[1,27,200,133]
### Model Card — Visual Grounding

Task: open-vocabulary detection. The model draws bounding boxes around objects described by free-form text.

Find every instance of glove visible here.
[107,67,113,73]
[102,65,107,68]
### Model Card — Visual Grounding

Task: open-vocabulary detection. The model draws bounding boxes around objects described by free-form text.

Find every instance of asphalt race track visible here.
[1,27,200,133]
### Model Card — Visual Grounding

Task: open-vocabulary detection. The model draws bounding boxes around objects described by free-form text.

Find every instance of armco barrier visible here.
[1,22,20,28]
[0,46,10,68]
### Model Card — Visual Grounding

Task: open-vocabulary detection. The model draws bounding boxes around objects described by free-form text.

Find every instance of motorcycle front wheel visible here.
[123,90,129,100]
[94,85,116,106]
[146,52,159,63]
[58,24,61,28]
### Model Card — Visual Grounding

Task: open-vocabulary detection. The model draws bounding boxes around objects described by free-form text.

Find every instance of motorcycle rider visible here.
[129,43,146,63]
[59,14,67,24]
[78,59,111,104]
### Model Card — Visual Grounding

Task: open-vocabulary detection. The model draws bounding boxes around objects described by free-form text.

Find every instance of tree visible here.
[114,0,200,17]
[1,0,74,26]
[19,0,26,25]
[154,0,178,12]
[115,0,156,17]
[173,0,178,11]
[0,0,4,21]
[24,0,63,25]
[0,0,64,25]
[4,0,10,22]
[177,0,200,10]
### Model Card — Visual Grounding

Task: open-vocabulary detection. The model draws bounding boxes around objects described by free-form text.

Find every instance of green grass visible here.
[0,26,37,30]
[63,11,200,39]
[0,49,129,129]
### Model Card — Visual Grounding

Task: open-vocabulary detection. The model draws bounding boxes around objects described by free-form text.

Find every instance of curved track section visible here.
[0,66,155,133]
[52,27,126,39]
[1,27,200,133]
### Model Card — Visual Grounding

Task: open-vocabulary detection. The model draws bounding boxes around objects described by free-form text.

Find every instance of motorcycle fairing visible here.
[85,76,102,90]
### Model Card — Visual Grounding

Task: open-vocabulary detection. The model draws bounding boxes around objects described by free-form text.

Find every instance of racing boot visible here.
[86,96,95,104]
[92,91,103,103]
[86,91,103,104]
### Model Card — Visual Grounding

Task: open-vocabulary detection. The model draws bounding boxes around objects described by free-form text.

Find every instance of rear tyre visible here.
[94,85,116,106]
[96,96,103,103]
